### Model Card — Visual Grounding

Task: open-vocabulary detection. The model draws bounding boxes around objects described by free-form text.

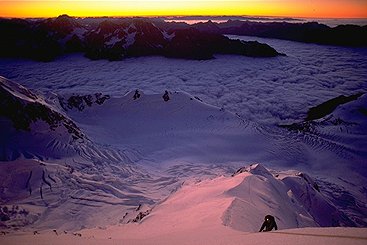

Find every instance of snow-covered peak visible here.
[232,163,273,178]
[135,164,351,233]
[223,169,318,231]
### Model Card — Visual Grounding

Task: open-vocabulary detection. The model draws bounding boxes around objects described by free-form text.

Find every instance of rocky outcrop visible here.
[280,93,364,132]
[305,93,363,121]
[0,77,85,140]
[59,93,110,111]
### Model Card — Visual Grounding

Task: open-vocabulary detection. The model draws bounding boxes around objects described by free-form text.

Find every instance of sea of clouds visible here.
[0,36,366,125]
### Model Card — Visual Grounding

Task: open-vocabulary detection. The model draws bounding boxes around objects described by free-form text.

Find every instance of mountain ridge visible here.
[0,15,282,61]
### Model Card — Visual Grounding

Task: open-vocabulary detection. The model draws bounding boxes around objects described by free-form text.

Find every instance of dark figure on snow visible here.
[133,89,140,100]
[259,215,278,232]
[162,90,170,102]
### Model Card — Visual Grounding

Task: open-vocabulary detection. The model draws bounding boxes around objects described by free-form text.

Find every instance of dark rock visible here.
[164,28,214,59]
[136,204,142,211]
[0,212,10,222]
[131,210,150,222]
[65,34,84,53]
[164,28,280,59]
[162,90,170,102]
[95,93,110,105]
[280,93,364,133]
[84,20,126,61]
[0,77,85,140]
[192,20,221,34]
[126,20,167,57]
[59,93,110,111]
[39,14,83,39]
[133,90,141,100]
[0,18,62,61]
[306,93,363,121]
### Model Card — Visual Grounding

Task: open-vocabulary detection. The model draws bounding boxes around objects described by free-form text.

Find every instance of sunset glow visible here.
[0,0,366,18]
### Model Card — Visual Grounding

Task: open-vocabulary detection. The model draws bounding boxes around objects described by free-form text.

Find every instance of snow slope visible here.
[1,227,366,245]
[1,165,367,244]
[63,90,273,166]
[143,163,318,233]
[0,76,366,233]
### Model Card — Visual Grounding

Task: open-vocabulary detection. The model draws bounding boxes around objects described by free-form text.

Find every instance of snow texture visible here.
[0,35,367,239]
[1,77,366,231]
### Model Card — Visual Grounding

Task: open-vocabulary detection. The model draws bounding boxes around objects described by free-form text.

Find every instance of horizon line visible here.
[2,14,367,20]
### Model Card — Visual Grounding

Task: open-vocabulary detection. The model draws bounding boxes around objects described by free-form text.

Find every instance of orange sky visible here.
[0,0,366,18]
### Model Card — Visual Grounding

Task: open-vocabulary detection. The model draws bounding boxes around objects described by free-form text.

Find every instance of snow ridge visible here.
[1,77,367,232]
[223,164,354,231]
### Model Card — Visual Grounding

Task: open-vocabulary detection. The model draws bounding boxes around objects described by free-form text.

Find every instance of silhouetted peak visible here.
[52,14,79,26]
[56,14,72,20]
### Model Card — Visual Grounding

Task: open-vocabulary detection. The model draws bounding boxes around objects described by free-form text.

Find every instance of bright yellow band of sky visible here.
[0,0,366,18]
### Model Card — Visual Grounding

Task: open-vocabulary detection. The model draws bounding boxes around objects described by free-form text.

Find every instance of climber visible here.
[259,215,278,232]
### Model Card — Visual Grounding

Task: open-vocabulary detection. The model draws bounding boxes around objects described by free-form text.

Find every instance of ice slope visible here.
[226,164,354,229]
[141,163,319,233]
[4,163,365,245]
[1,77,366,231]
[4,163,366,245]
[119,164,359,235]
[0,76,136,164]
[279,93,367,174]
[0,77,181,230]
[61,87,367,179]
[0,154,189,231]
[63,90,276,166]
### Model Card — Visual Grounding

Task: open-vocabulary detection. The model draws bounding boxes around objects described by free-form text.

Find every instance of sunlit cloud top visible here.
[1,0,366,18]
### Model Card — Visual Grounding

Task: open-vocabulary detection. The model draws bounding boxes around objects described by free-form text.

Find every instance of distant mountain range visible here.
[190,20,367,46]
[2,15,365,62]
[0,14,282,62]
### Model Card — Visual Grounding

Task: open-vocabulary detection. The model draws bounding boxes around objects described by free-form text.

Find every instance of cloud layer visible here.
[0,36,366,125]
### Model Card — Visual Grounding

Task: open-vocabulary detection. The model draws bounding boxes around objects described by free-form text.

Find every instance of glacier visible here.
[0,32,366,244]
[0,75,366,233]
